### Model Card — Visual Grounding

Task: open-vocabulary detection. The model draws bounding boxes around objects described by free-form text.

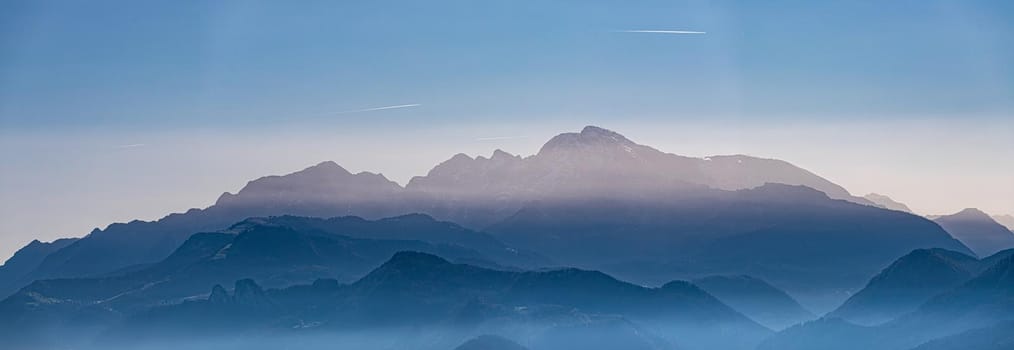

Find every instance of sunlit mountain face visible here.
[1,1,1012,350]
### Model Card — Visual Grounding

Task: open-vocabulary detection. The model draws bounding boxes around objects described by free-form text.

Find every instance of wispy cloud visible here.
[617,30,706,34]
[335,104,421,115]
[474,136,528,142]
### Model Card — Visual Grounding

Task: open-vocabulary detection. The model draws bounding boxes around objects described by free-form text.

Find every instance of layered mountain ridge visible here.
[0,126,971,311]
[1,251,770,350]
[828,248,981,325]
[0,125,1007,350]
[760,251,1014,350]
[863,193,914,213]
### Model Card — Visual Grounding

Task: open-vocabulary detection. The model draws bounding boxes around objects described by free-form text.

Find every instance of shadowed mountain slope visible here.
[489,183,971,307]
[0,238,78,298]
[758,254,1014,350]
[69,252,768,350]
[0,216,538,348]
[933,208,1014,257]
[692,275,814,329]
[0,162,409,298]
[829,249,980,325]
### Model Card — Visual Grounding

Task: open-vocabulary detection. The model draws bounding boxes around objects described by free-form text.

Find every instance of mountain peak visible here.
[383,251,452,269]
[581,125,626,139]
[208,284,230,304]
[952,208,991,220]
[896,248,978,268]
[965,254,1014,289]
[935,208,993,222]
[934,208,1014,258]
[827,248,979,325]
[490,149,514,160]
[538,125,634,155]
[352,251,482,293]
[233,279,269,305]
[309,160,347,172]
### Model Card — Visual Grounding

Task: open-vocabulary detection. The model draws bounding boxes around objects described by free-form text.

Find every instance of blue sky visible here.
[2,0,1011,129]
[0,1,1012,260]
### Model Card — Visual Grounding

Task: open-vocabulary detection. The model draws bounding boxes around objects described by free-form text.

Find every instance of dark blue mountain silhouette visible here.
[489,182,970,309]
[0,216,538,348]
[693,274,814,329]
[0,238,78,297]
[77,252,767,350]
[758,254,1014,350]
[829,248,980,325]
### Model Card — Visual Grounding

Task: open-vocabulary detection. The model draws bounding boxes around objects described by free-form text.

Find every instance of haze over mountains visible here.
[1,125,1010,350]
[993,214,1014,232]
[692,275,814,330]
[932,208,1014,257]
[760,251,1014,350]
[863,193,914,213]
[0,127,971,301]
[828,248,984,325]
[1,251,769,350]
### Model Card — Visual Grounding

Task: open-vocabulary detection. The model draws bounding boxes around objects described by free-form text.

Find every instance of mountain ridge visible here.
[863,193,914,213]
[3,251,770,350]
[828,248,980,325]
[0,125,968,304]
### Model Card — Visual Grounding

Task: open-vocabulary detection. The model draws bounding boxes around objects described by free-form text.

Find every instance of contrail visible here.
[474,136,528,142]
[618,30,706,34]
[335,104,421,114]
[116,143,146,149]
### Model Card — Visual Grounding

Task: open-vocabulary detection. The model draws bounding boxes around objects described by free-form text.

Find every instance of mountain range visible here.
[0,125,1006,350]
[0,214,543,329]
[0,126,974,310]
[1,251,770,350]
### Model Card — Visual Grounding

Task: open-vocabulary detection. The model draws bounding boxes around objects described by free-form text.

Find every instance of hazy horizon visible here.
[2,119,1011,262]
[2,1,1012,262]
